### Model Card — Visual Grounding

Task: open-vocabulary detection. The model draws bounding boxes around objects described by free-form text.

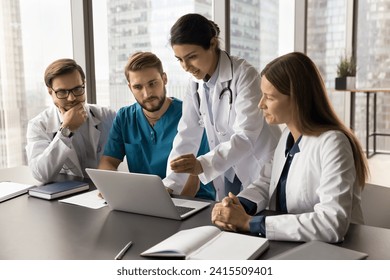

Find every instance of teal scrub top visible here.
[103,98,215,200]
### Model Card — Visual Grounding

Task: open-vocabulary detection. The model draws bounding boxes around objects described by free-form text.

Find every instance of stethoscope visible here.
[196,52,234,136]
[218,52,234,107]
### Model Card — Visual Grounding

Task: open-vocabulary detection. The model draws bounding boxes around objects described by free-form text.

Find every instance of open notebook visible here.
[85,168,210,220]
[141,226,269,260]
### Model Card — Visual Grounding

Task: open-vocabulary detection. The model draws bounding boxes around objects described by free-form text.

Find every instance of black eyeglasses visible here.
[51,84,85,99]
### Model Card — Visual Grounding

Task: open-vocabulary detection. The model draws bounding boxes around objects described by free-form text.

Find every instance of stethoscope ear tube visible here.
[192,81,205,128]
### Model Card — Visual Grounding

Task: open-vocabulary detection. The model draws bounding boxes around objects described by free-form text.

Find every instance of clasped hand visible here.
[170,153,203,176]
[211,192,251,232]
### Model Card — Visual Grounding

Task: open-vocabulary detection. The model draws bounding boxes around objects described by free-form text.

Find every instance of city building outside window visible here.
[93,0,213,111]
[1,0,389,169]
[0,0,72,168]
[306,0,390,153]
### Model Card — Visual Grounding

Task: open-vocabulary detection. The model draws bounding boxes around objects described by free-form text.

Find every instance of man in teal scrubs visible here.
[98,51,215,200]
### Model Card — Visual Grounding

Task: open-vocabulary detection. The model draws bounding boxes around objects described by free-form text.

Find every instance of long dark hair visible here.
[261,52,368,187]
[170,13,220,51]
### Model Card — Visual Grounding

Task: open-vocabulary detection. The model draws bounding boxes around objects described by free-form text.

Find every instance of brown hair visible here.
[124,51,164,82]
[44,58,85,88]
[261,52,369,187]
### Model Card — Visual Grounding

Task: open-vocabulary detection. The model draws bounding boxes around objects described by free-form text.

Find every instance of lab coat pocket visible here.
[291,173,314,212]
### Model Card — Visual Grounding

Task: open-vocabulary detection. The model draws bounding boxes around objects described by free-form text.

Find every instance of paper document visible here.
[59,189,107,209]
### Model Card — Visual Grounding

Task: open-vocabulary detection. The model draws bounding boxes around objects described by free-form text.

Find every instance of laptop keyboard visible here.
[175,205,195,215]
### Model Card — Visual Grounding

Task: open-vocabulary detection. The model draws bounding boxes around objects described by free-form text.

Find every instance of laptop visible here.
[85,168,210,220]
[270,240,368,260]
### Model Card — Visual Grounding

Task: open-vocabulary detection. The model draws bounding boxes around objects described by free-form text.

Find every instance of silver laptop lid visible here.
[85,168,209,220]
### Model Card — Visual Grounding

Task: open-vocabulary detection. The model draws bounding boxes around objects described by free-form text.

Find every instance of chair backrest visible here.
[361,183,390,229]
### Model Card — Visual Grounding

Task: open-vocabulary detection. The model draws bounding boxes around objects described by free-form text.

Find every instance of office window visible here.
[230,0,294,72]
[307,0,350,89]
[307,0,390,153]
[93,0,212,111]
[306,0,350,125]
[306,0,366,146]
[356,0,390,151]
[0,0,73,168]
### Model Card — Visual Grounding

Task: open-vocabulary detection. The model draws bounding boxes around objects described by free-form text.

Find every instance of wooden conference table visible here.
[1,167,390,260]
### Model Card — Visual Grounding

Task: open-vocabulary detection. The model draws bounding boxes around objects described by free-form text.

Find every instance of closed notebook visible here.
[28,180,89,200]
[270,240,368,260]
[0,182,36,202]
[141,225,269,260]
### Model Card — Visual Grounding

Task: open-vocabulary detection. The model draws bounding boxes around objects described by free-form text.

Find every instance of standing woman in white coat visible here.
[212,52,369,242]
[163,13,281,200]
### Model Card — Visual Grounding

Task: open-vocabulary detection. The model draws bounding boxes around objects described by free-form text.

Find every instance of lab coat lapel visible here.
[268,155,287,210]
[64,153,83,177]
[268,130,290,209]
[87,106,101,154]
[64,106,101,178]
[212,52,233,130]
[65,109,102,178]
[46,106,62,134]
[45,107,82,176]
[218,51,233,83]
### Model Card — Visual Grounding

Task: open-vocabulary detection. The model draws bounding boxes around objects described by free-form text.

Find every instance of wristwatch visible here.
[59,126,73,138]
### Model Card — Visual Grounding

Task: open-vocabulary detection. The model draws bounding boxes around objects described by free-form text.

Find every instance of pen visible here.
[114,241,133,260]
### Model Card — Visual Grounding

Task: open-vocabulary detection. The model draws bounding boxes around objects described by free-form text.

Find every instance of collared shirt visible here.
[104,98,215,200]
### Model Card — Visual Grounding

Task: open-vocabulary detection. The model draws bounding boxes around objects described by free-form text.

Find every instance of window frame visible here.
[70,0,96,104]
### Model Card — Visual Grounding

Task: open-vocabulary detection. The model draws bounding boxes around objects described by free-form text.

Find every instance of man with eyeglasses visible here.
[26,58,116,183]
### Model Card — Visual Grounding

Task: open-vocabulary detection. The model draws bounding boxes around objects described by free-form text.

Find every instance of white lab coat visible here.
[163,51,281,200]
[26,104,115,183]
[241,128,364,242]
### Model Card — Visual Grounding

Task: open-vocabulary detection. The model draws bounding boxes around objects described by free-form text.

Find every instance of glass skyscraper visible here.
[0,0,28,168]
